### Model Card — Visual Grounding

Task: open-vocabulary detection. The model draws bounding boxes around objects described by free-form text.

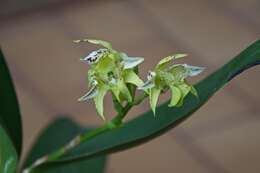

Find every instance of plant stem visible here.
[22,92,148,173]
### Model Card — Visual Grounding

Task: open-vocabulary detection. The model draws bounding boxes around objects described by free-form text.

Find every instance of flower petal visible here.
[184,80,198,97]
[156,54,187,69]
[80,49,109,65]
[149,87,161,115]
[111,87,121,102]
[123,70,144,87]
[94,86,108,119]
[78,85,98,101]
[95,56,116,74]
[183,64,205,76]
[74,39,113,50]
[122,56,144,69]
[117,79,132,102]
[176,83,191,107]
[138,80,155,90]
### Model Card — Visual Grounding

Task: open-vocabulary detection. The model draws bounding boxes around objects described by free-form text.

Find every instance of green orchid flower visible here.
[138,54,205,115]
[76,39,144,119]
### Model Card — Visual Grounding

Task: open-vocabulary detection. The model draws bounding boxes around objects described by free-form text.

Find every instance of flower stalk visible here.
[22,92,148,173]
[23,39,204,173]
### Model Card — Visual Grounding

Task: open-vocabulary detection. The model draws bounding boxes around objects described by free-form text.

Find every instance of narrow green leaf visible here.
[0,49,22,157]
[22,117,106,173]
[33,40,260,168]
[0,125,17,173]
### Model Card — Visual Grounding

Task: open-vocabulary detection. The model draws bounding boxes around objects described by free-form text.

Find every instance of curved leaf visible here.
[0,125,18,173]
[0,49,22,157]
[36,40,260,167]
[23,117,106,173]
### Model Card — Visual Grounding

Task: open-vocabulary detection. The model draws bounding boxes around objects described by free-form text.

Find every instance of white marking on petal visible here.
[138,80,155,90]
[81,48,109,65]
[109,77,117,85]
[91,79,98,86]
[78,81,98,101]
[122,56,144,69]
[183,64,205,76]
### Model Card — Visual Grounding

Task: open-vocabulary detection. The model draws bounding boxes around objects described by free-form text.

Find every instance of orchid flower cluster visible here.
[75,39,204,119]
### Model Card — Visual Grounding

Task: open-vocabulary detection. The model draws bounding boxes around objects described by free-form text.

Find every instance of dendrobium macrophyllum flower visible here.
[75,39,144,119]
[138,54,205,114]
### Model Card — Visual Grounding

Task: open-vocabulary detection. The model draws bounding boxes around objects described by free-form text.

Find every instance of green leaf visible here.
[168,85,181,107]
[0,49,23,157]
[33,40,260,168]
[149,87,161,115]
[22,117,106,173]
[0,125,18,173]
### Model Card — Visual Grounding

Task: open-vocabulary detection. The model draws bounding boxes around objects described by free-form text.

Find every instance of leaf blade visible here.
[23,117,107,173]
[33,40,260,168]
[0,49,23,157]
[0,125,18,173]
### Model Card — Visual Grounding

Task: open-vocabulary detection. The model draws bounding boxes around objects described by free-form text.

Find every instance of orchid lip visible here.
[81,48,109,65]
[147,71,156,80]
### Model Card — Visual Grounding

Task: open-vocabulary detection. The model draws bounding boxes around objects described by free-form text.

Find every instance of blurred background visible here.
[0,0,260,172]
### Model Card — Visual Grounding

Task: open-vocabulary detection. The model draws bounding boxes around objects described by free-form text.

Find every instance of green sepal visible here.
[95,56,116,75]
[87,39,113,50]
[118,79,132,102]
[168,85,182,107]
[123,70,144,87]
[149,87,161,115]
[110,87,121,102]
[94,85,109,119]
[168,65,187,81]
[112,93,123,113]
[176,83,191,107]
[184,80,198,97]
[156,54,187,69]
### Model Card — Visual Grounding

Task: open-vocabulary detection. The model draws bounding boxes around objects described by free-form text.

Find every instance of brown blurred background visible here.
[0,0,260,172]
